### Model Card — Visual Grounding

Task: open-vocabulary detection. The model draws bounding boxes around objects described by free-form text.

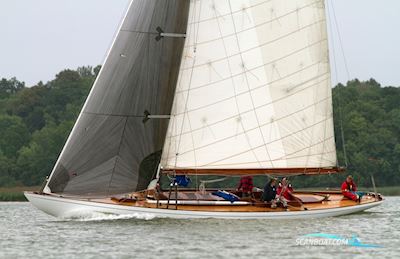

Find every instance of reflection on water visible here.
[0,197,399,258]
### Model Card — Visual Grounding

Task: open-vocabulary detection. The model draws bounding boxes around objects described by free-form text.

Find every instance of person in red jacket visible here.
[276,178,306,209]
[237,176,254,197]
[341,175,364,202]
[277,178,294,201]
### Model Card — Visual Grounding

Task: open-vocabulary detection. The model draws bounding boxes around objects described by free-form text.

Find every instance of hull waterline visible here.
[25,192,383,220]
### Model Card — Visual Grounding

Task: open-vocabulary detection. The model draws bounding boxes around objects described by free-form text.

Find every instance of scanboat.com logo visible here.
[296,233,382,248]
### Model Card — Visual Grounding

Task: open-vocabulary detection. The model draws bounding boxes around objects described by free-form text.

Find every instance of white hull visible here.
[25,192,383,220]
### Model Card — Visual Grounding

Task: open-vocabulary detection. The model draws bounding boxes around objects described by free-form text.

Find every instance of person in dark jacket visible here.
[262,178,277,203]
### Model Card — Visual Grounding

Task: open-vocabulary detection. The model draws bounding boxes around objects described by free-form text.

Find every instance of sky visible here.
[0,0,399,87]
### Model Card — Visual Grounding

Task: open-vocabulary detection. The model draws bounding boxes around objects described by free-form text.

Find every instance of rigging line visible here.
[174,70,329,118]
[213,0,263,168]
[326,3,339,85]
[186,113,199,191]
[172,150,337,169]
[329,0,349,167]
[167,98,333,159]
[177,38,328,93]
[181,19,327,71]
[185,0,321,47]
[188,0,272,25]
[330,1,351,80]
[165,2,198,168]
[169,93,333,152]
[168,76,329,139]
[318,87,332,168]
[201,149,337,168]
[313,3,332,170]
[44,0,136,190]
[163,115,175,171]
[174,115,333,161]
[193,0,201,52]
[303,2,325,173]
[173,0,203,168]
[228,1,274,166]
[186,1,202,193]
[199,136,336,168]
[327,1,348,167]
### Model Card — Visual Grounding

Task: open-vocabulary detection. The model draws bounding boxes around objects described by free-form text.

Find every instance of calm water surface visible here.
[1,197,399,259]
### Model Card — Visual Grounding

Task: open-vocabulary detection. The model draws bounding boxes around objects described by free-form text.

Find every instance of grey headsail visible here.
[46,0,190,196]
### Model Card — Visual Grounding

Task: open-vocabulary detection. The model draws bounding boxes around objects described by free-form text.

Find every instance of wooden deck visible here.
[86,191,381,213]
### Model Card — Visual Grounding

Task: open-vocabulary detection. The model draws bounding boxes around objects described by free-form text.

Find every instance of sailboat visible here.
[25,0,383,219]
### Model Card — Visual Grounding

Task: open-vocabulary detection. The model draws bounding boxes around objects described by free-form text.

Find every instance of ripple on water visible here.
[0,198,399,258]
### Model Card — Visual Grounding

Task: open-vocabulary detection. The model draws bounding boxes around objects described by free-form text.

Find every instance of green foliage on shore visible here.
[0,69,399,189]
[334,79,400,188]
[0,186,39,201]
[0,66,98,187]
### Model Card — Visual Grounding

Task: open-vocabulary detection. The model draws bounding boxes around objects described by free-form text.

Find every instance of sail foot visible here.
[162,167,345,176]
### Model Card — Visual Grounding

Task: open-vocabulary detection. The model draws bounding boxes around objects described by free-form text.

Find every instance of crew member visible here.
[237,176,254,197]
[341,175,364,202]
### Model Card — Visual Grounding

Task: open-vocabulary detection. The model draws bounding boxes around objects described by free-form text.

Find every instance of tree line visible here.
[0,68,399,188]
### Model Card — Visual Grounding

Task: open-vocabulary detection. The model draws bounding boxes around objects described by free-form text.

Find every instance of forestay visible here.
[46,0,190,196]
[161,0,337,172]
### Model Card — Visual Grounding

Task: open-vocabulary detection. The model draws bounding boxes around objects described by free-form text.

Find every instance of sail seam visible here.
[219,1,273,166]
[188,0,272,24]
[174,71,329,117]
[209,149,337,167]
[167,147,336,168]
[176,135,335,169]
[69,118,126,173]
[168,77,330,139]
[186,0,322,47]
[167,113,333,161]
[181,19,326,71]
[186,0,321,25]
[204,138,336,168]
[177,38,328,93]
[212,0,263,167]
[162,0,336,171]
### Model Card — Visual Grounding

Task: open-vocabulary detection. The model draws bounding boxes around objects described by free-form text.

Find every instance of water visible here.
[1,198,399,259]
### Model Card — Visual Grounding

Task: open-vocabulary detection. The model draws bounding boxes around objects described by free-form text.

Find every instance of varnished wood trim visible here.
[161,167,346,176]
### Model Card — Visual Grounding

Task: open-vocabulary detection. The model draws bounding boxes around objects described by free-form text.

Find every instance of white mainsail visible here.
[161,0,337,171]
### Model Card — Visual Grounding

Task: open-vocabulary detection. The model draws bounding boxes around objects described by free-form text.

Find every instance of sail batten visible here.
[161,0,337,171]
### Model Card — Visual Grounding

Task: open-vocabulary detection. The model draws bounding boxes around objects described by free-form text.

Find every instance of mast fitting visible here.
[155,26,186,41]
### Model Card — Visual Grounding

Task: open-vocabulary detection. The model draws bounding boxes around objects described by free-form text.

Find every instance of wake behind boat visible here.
[26,0,383,219]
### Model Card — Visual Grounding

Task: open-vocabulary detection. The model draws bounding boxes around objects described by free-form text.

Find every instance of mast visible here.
[161,0,338,174]
[46,0,190,196]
